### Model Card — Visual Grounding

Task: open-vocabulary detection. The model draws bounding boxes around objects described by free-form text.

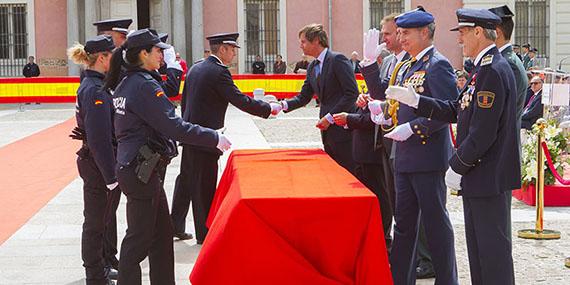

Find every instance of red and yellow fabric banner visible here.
[0,74,366,103]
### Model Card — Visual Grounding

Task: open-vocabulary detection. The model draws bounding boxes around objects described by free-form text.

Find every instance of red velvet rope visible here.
[541,141,570,185]
[449,124,457,148]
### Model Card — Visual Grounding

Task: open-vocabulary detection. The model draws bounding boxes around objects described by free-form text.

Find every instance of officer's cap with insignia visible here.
[206,32,241,48]
[450,8,501,31]
[93,18,132,35]
[148,29,169,43]
[84,35,115,54]
[395,6,434,28]
[488,5,514,19]
[125,29,171,50]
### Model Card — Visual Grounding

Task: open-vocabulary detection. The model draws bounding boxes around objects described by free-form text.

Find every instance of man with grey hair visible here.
[364,7,459,285]
[386,8,519,285]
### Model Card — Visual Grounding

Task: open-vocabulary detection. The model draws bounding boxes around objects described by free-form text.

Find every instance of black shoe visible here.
[416,264,435,279]
[197,239,204,245]
[104,266,118,280]
[174,232,194,240]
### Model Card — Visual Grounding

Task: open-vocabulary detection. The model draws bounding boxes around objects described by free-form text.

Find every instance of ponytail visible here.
[103,43,155,91]
[67,42,98,67]
[103,45,127,91]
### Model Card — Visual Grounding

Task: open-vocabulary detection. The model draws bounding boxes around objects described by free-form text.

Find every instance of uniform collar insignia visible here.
[481,55,493,66]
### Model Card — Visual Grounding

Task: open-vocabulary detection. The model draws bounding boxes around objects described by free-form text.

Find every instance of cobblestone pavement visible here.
[0,103,569,284]
[254,104,570,284]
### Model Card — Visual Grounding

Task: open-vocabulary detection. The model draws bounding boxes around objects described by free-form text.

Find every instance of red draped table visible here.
[190,149,393,285]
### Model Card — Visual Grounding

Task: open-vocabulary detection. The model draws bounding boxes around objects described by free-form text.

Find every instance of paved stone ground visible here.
[0,103,569,284]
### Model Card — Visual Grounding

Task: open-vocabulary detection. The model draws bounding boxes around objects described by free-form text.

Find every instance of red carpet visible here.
[0,118,80,245]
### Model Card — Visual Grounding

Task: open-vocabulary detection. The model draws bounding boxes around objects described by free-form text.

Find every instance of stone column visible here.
[172,0,187,59]
[67,0,80,75]
[84,0,98,38]
[191,0,204,63]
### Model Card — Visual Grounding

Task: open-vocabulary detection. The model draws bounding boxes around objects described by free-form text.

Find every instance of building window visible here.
[0,3,27,77]
[244,0,280,73]
[515,0,549,66]
[369,0,404,28]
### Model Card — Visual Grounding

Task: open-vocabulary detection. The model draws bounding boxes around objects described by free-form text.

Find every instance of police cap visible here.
[522,43,531,48]
[206,32,241,48]
[84,35,115,54]
[450,8,501,31]
[148,29,169,43]
[395,7,434,28]
[488,5,514,19]
[126,29,171,50]
[93,18,132,34]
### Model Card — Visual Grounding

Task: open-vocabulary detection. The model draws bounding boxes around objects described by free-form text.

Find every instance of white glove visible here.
[386,85,420,108]
[269,102,282,116]
[362,29,386,67]
[216,133,232,152]
[384,122,414,142]
[106,182,118,191]
[163,47,182,71]
[368,100,383,116]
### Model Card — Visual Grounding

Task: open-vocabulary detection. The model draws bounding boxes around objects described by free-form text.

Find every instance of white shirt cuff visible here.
[360,58,377,68]
[281,100,289,111]
[325,113,334,124]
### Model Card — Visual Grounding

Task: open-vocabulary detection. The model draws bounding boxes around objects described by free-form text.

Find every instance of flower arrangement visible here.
[521,120,570,186]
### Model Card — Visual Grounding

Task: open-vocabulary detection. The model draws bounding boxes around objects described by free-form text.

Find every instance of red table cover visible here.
[190,149,393,285]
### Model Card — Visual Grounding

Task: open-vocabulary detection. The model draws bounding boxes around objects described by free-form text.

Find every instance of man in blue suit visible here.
[387,8,520,285]
[365,8,459,285]
[522,75,544,129]
[279,23,358,173]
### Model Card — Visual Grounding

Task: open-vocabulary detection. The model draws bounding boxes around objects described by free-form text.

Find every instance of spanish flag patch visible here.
[156,91,165,97]
[94,100,103,105]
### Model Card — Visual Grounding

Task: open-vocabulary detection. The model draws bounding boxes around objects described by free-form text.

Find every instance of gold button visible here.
[417,131,421,134]
[421,135,425,138]
[422,141,426,145]
[414,125,418,129]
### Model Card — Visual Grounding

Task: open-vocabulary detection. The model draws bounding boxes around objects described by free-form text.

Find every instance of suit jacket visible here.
[501,45,528,151]
[417,47,521,197]
[347,55,396,163]
[521,90,543,130]
[182,56,271,151]
[285,50,359,144]
[363,47,457,173]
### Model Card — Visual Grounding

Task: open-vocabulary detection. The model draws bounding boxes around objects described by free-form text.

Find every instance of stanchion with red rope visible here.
[518,118,561,240]
[541,141,570,185]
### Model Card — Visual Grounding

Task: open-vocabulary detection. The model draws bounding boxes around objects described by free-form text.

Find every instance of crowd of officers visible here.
[72,4,528,285]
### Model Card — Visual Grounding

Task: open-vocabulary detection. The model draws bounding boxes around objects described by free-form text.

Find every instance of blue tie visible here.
[314,59,321,78]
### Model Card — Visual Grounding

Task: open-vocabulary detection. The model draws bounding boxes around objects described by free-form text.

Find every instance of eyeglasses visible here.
[530,82,541,85]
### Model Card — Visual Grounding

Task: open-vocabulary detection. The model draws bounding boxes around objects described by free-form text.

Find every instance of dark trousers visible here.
[390,171,458,285]
[416,222,432,267]
[354,162,395,249]
[171,146,193,233]
[116,164,174,285]
[463,192,514,285]
[186,148,220,243]
[323,139,356,175]
[77,157,111,285]
[104,187,120,270]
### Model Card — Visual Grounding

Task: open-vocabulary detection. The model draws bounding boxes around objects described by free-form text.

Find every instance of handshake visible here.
[269,101,285,116]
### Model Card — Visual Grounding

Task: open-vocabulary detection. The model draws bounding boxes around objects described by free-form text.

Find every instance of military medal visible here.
[460,90,472,110]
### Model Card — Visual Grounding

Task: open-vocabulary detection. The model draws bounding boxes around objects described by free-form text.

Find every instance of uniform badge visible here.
[481,55,493,66]
[94,100,103,105]
[156,91,165,97]
[477,91,495,108]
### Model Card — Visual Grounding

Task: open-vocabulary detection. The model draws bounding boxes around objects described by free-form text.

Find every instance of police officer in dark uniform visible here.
[105,29,232,285]
[171,32,280,243]
[367,8,459,285]
[386,8,519,285]
[93,18,132,47]
[69,35,116,285]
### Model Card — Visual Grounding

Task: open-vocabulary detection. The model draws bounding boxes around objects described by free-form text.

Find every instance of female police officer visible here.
[103,29,231,285]
[68,35,117,285]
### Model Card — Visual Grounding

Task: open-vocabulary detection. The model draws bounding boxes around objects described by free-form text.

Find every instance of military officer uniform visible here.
[74,35,117,285]
[112,29,221,285]
[172,33,272,244]
[412,9,519,285]
[369,9,460,285]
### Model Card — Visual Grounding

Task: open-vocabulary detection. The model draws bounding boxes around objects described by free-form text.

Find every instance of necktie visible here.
[314,59,321,78]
